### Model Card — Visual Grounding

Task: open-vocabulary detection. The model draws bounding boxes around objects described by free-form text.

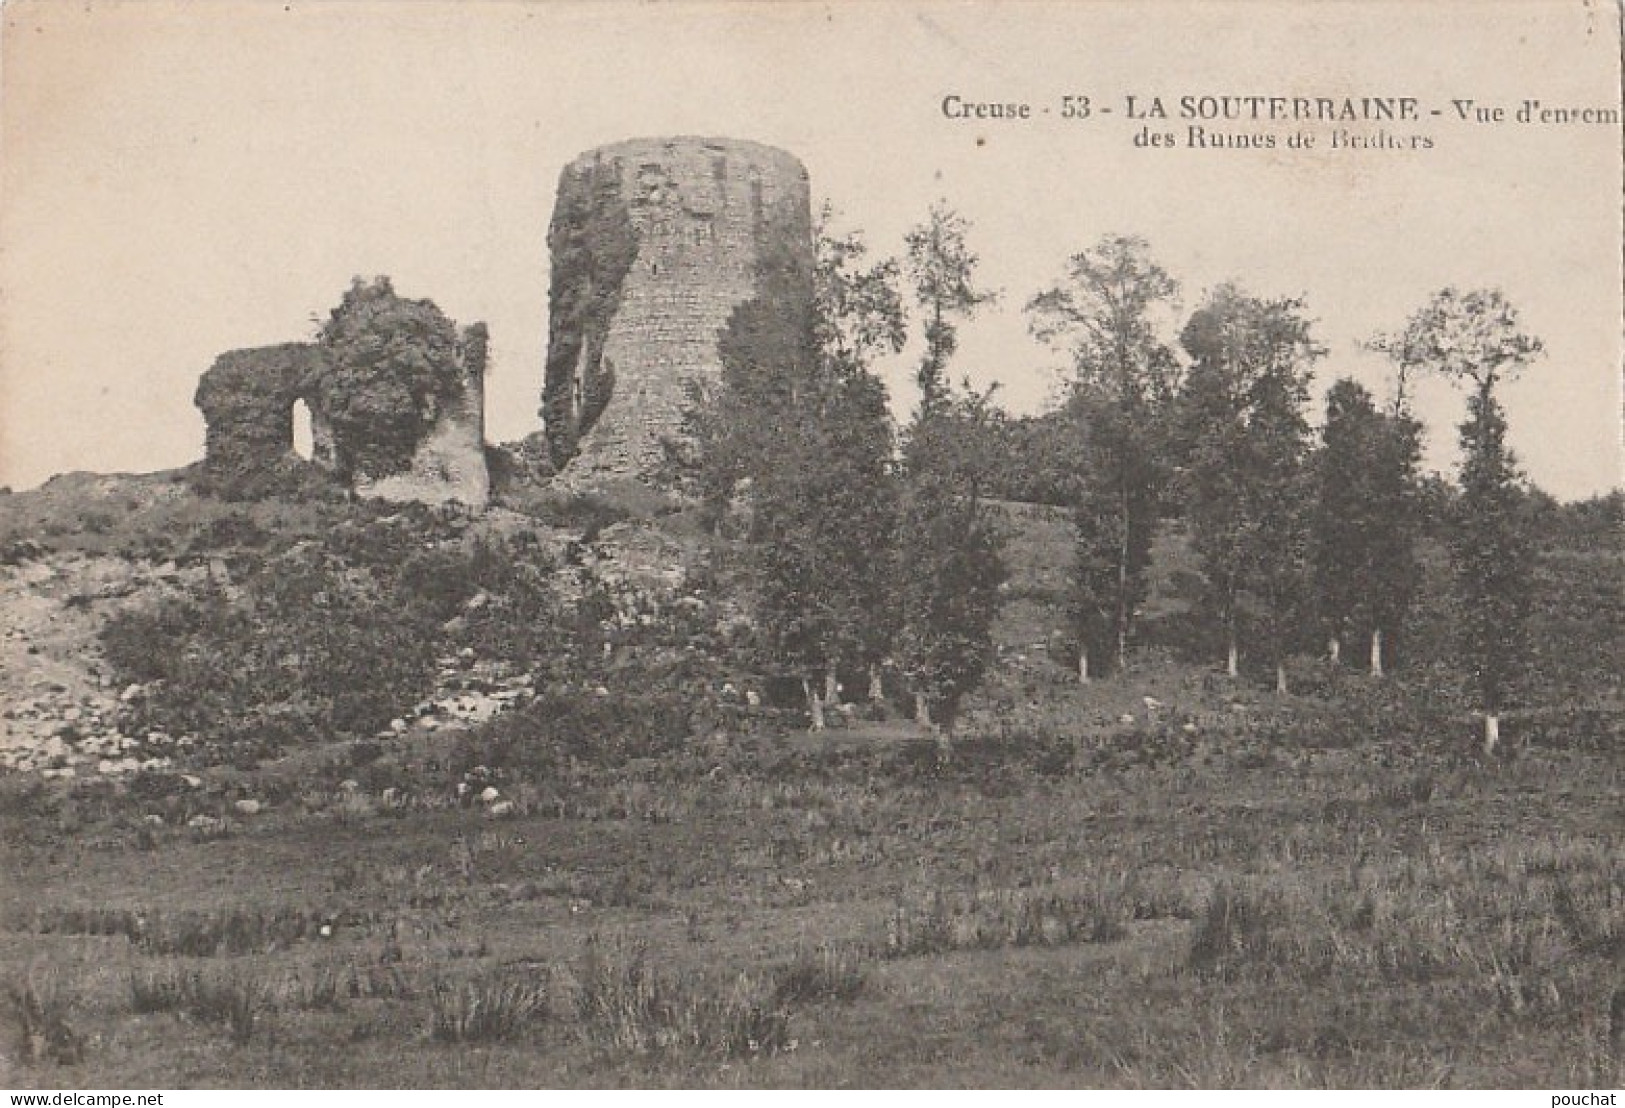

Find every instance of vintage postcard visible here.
[0,0,1620,1092]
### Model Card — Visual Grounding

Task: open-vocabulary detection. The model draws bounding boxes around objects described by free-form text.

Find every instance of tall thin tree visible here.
[1028,235,1180,679]
[1177,285,1321,689]
[1375,287,1543,751]
[897,202,1004,744]
[1310,379,1423,676]
[904,200,997,416]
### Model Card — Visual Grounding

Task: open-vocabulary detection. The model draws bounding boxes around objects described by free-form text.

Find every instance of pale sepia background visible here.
[2,0,1620,499]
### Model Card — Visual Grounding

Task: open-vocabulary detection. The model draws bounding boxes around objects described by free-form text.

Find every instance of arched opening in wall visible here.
[290,398,313,461]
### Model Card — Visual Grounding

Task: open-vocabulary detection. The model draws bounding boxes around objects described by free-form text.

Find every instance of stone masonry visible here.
[195,311,490,507]
[542,136,813,484]
[355,323,490,508]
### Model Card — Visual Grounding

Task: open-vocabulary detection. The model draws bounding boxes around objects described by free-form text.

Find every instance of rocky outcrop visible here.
[541,137,814,484]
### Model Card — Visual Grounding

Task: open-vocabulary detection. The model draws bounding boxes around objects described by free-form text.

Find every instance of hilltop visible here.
[0,471,1621,1086]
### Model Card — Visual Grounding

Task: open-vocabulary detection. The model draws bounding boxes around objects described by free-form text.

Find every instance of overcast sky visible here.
[2,0,1620,499]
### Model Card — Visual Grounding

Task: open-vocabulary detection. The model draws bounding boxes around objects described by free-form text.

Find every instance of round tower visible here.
[541,136,813,484]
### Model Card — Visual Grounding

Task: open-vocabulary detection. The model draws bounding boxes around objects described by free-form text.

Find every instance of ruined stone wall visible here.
[196,320,490,507]
[194,343,329,497]
[355,323,490,508]
[542,137,814,485]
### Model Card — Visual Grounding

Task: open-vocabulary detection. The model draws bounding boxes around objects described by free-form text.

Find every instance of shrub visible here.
[572,937,791,1058]
[770,943,867,1005]
[313,277,467,482]
[457,688,696,777]
[6,974,85,1066]
[129,968,264,1044]
[102,544,440,760]
[428,969,550,1043]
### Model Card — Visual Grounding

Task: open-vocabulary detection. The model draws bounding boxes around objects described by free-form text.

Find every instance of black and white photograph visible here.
[0,0,1621,1091]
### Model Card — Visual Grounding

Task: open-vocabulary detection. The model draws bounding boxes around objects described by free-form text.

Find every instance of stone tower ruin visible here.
[194,312,490,507]
[541,136,813,484]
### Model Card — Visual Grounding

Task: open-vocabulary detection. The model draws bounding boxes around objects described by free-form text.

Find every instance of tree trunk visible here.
[914,690,932,729]
[1116,486,1131,673]
[1275,661,1288,695]
[803,677,826,732]
[1078,645,1090,685]
[1483,712,1499,755]
[1328,636,1341,664]
[1369,628,1385,678]
[936,699,957,755]
[867,662,885,703]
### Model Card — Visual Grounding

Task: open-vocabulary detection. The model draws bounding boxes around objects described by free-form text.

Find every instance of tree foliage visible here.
[813,202,907,375]
[1028,235,1180,676]
[695,231,819,520]
[1453,388,1534,719]
[1309,379,1422,671]
[895,388,1007,737]
[1176,286,1321,680]
[904,200,997,414]
[1367,286,1544,408]
[313,277,467,481]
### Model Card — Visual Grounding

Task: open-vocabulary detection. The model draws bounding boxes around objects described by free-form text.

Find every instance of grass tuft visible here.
[6,974,85,1066]
[428,969,549,1043]
[884,881,1132,958]
[1187,882,1289,979]
[128,967,265,1044]
[770,942,867,1005]
[572,937,792,1059]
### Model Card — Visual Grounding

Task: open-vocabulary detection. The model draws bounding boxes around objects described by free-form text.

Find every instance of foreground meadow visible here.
[1,495,1619,1088]
[2,673,1620,1088]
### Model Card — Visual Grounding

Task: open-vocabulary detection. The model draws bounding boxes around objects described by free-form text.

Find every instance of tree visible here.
[701,210,903,728]
[314,276,468,482]
[896,202,1005,743]
[1378,288,1543,751]
[1310,379,1423,675]
[1177,286,1321,690]
[895,388,1007,742]
[810,207,908,704]
[813,202,907,378]
[1454,389,1534,752]
[1028,235,1180,680]
[904,200,997,414]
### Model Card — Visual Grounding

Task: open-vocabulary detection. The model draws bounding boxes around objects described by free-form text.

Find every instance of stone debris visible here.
[398,657,535,735]
[0,556,201,777]
[1,516,707,784]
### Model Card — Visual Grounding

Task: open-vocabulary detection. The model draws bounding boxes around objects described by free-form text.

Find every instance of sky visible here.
[2,0,1620,499]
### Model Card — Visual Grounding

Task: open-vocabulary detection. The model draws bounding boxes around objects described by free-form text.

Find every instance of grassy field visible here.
[1,494,1621,1088]
[2,708,1621,1088]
